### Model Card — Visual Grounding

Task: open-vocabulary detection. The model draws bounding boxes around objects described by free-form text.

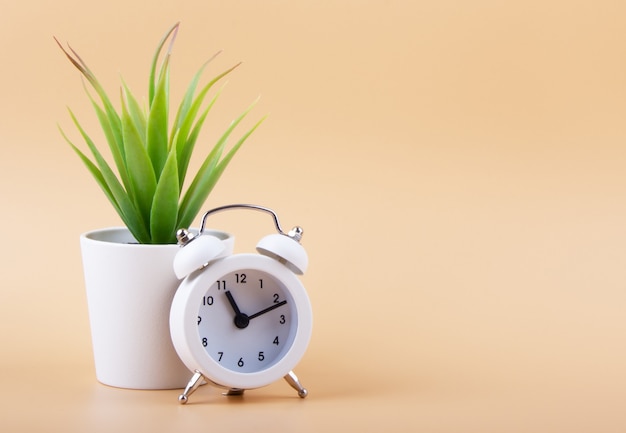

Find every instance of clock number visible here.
[258,351,265,361]
[203,296,214,306]
[259,279,263,289]
[279,314,286,324]
[273,293,280,304]
[217,280,226,291]
[217,351,224,362]
[238,357,245,367]
[273,336,280,346]
[202,338,208,347]
[197,316,202,325]
[236,273,247,283]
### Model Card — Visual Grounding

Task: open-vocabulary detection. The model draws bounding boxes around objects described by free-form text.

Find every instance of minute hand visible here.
[248,300,287,320]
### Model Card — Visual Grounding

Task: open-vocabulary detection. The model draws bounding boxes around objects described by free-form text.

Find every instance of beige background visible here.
[2,0,626,431]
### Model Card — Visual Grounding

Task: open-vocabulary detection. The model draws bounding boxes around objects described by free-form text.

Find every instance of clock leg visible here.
[178,370,204,404]
[223,388,245,396]
[284,370,308,398]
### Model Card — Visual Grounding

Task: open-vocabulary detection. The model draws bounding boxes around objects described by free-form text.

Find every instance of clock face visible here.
[196,269,297,374]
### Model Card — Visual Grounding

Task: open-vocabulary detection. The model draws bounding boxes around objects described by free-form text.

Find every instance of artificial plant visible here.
[57,23,265,244]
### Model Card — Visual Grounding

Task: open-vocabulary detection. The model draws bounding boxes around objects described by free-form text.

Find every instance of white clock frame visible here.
[168,204,313,404]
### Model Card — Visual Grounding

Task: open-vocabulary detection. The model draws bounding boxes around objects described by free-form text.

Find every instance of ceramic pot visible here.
[80,227,234,389]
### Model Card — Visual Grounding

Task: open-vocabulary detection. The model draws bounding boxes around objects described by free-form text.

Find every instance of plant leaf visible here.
[149,22,179,106]
[177,98,259,218]
[147,54,170,178]
[175,63,240,147]
[121,93,157,228]
[59,126,121,216]
[177,106,266,228]
[82,82,132,196]
[150,148,179,244]
[60,115,151,243]
[173,63,239,187]
[55,39,125,169]
[121,79,147,146]
[170,50,221,141]
[176,88,222,188]
[176,148,220,229]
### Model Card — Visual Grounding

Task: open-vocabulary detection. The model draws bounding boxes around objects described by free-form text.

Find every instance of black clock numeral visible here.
[197,316,202,325]
[279,314,286,324]
[203,296,214,306]
[217,280,226,291]
[202,338,208,347]
[258,351,265,361]
[273,336,279,346]
[259,278,263,289]
[273,293,280,304]
[238,357,245,367]
[217,351,224,362]
[236,273,247,283]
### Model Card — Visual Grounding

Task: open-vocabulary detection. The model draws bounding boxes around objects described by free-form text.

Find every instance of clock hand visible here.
[225,291,243,315]
[248,300,287,320]
[225,291,250,329]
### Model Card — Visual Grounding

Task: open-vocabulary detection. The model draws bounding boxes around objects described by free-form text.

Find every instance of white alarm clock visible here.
[170,204,313,404]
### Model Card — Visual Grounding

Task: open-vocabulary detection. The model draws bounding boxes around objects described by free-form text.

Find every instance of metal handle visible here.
[198,204,302,241]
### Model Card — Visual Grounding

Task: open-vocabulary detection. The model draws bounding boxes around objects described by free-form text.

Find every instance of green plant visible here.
[56,23,265,244]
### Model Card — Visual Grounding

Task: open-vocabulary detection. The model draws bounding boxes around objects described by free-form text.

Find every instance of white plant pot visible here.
[80,227,234,390]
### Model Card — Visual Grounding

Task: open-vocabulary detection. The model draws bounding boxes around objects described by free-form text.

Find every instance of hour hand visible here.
[225,291,242,315]
[225,291,250,329]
